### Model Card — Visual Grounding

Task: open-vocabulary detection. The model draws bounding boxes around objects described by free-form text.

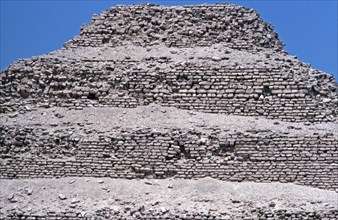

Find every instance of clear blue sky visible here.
[1,0,337,81]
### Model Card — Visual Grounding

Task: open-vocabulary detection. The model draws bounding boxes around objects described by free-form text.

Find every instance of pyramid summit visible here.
[65,3,283,50]
[1,3,337,219]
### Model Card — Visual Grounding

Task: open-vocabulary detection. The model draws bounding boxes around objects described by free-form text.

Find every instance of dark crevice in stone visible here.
[262,85,272,96]
[165,170,177,177]
[87,93,97,100]
[179,144,191,159]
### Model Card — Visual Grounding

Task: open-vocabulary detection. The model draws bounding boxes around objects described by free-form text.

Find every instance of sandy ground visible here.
[42,43,294,69]
[1,177,337,215]
[1,104,336,140]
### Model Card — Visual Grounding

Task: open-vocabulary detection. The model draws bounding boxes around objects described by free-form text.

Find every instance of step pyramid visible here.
[1,3,337,219]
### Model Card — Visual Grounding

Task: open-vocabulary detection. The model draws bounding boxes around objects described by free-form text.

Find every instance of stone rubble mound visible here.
[1,178,337,219]
[0,3,337,220]
[65,4,282,50]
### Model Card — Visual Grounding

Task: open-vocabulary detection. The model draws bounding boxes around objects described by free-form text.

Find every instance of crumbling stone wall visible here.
[1,126,337,190]
[65,4,282,51]
[1,4,337,122]
[1,58,337,122]
[1,3,338,219]
[5,208,338,220]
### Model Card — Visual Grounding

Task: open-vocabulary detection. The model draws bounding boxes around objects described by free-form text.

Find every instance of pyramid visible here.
[1,4,337,219]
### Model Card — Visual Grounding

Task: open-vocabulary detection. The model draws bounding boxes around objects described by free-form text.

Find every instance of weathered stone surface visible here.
[0,3,337,219]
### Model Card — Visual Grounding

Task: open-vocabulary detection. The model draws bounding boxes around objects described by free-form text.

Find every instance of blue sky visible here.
[1,0,337,81]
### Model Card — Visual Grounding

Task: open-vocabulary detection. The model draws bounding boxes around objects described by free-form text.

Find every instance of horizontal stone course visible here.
[1,59,337,122]
[1,125,337,190]
[4,209,338,220]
